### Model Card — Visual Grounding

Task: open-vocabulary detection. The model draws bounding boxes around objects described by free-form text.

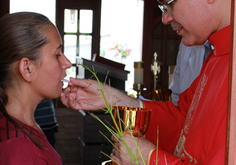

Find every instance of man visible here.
[61,0,231,164]
[169,40,212,106]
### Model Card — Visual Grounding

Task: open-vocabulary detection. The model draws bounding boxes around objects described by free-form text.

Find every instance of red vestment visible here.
[145,25,230,165]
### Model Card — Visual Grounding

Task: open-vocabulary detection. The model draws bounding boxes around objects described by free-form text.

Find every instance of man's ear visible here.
[18,57,35,82]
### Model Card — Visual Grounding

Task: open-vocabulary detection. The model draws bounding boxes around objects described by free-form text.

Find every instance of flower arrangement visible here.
[80,64,153,165]
[100,42,132,64]
[109,43,132,63]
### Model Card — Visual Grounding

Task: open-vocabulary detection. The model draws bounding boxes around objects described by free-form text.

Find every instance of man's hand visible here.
[60,77,109,110]
[110,134,155,165]
[60,77,140,110]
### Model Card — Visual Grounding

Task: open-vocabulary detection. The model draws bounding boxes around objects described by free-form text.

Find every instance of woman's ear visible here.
[18,57,35,82]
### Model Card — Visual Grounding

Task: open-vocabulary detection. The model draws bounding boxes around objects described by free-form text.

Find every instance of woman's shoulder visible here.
[0,114,43,142]
[0,137,41,165]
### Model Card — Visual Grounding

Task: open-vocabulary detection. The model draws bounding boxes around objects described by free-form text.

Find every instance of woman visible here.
[0,12,71,164]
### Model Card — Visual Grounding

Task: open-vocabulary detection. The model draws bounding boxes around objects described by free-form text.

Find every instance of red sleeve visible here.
[0,138,45,165]
[144,72,200,154]
[148,148,194,165]
[147,140,225,165]
[144,100,186,154]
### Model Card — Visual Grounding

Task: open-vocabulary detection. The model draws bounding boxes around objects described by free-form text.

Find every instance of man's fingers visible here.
[70,77,90,88]
[60,92,70,108]
[112,148,118,156]
[110,153,121,165]
[63,87,71,95]
[111,134,120,142]
[68,96,79,110]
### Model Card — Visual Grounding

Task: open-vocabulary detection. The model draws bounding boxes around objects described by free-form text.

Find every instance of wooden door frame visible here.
[225,0,236,164]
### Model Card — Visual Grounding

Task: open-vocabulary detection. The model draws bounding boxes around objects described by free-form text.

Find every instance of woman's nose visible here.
[62,54,72,69]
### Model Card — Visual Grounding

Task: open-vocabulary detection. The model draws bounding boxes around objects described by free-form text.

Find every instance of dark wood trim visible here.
[0,0,9,18]
[225,0,236,164]
[142,0,155,96]
[91,1,101,57]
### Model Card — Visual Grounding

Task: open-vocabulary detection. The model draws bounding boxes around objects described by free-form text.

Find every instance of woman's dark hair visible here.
[0,12,53,149]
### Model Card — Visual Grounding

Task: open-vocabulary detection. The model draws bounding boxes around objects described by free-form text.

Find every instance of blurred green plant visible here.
[81,64,147,165]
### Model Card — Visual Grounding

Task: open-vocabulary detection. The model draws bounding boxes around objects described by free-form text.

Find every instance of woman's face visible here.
[33,25,72,99]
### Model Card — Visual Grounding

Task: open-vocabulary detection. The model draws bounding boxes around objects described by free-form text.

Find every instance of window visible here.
[100,0,144,95]
[63,9,94,81]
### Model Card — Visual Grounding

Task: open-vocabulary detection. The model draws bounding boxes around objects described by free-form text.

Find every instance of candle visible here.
[134,62,144,84]
[134,68,143,84]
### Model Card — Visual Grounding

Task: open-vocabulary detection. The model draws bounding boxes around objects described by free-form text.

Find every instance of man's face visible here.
[159,0,213,46]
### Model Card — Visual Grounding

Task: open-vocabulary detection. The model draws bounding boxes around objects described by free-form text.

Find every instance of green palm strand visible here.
[80,64,146,165]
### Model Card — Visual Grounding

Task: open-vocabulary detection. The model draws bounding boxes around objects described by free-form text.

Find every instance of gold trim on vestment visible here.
[147,147,156,165]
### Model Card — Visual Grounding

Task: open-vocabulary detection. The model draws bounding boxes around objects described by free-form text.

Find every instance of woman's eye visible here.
[56,54,61,58]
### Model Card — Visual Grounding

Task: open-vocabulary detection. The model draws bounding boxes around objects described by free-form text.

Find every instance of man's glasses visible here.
[157,0,175,14]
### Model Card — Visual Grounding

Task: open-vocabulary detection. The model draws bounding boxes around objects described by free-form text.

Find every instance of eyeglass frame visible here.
[157,0,175,14]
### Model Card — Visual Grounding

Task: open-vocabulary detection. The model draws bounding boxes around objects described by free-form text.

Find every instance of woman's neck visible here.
[5,92,41,129]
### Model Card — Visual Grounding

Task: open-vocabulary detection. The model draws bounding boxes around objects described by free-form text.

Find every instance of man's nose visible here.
[162,12,173,25]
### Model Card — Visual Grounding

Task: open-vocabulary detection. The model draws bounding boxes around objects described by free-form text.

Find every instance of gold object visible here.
[134,61,144,68]
[103,106,151,165]
[112,106,151,137]
[102,93,170,165]
[133,83,144,92]
[102,160,112,165]
[168,65,175,74]
[146,88,172,101]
